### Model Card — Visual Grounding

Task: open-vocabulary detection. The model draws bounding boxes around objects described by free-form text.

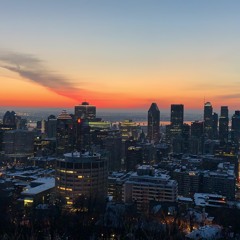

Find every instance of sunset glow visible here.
[1,1,240,111]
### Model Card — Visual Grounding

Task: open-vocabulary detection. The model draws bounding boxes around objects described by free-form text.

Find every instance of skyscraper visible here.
[191,121,204,138]
[170,104,184,128]
[56,110,74,155]
[212,112,218,139]
[170,104,184,138]
[190,121,204,154]
[147,103,160,142]
[3,111,16,127]
[74,102,96,120]
[204,102,213,139]
[231,110,240,145]
[46,115,57,138]
[219,106,229,145]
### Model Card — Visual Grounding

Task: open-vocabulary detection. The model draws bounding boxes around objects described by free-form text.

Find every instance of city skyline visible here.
[1,1,240,109]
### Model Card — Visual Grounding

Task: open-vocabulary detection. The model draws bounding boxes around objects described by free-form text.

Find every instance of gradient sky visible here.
[0,1,240,111]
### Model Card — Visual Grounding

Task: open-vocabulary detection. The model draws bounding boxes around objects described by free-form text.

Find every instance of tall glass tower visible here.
[147,103,160,142]
[204,102,213,139]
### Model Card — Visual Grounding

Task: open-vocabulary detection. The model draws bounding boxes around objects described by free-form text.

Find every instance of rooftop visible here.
[21,177,55,196]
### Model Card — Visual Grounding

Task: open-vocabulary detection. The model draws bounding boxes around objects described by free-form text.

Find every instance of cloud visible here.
[216,93,240,99]
[0,51,81,100]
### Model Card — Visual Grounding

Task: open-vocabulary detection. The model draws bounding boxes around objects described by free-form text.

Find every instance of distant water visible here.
[0,107,203,122]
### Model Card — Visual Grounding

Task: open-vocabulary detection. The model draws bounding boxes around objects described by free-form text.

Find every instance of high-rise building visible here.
[56,151,108,206]
[74,102,96,120]
[3,129,34,160]
[169,104,184,138]
[231,110,240,145]
[168,104,184,153]
[221,106,228,118]
[182,123,190,153]
[190,121,204,154]
[3,111,16,127]
[219,106,229,145]
[75,118,90,151]
[212,112,218,139]
[191,121,204,138]
[120,119,141,142]
[147,103,160,142]
[46,115,57,138]
[204,102,213,139]
[125,146,143,171]
[56,110,74,155]
[103,131,122,171]
[171,104,184,128]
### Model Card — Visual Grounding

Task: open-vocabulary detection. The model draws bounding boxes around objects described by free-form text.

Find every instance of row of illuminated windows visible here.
[57,169,107,174]
[56,161,106,169]
[56,175,107,181]
[57,180,106,186]
[132,185,177,191]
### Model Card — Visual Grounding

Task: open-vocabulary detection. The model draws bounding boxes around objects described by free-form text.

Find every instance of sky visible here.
[0,1,240,111]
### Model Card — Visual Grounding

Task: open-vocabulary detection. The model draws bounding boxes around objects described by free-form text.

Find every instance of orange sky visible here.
[1,2,240,111]
[1,69,239,111]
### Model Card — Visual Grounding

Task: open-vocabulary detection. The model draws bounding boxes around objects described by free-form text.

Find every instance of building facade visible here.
[123,165,178,212]
[147,103,160,142]
[56,151,108,206]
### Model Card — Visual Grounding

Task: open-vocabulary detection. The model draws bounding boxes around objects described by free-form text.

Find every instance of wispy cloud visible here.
[216,93,240,99]
[0,51,82,100]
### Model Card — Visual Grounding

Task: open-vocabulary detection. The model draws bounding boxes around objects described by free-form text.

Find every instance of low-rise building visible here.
[20,177,55,207]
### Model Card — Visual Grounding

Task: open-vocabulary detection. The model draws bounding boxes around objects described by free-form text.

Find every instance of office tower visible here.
[219,106,229,145]
[169,104,184,153]
[147,103,160,142]
[212,112,218,139]
[125,146,143,171]
[74,101,96,120]
[231,110,240,145]
[204,102,213,139]
[36,120,46,134]
[120,119,140,142]
[191,121,204,138]
[46,115,57,138]
[103,131,122,171]
[75,118,90,151]
[171,104,184,128]
[56,151,108,206]
[221,106,228,118]
[16,118,27,130]
[155,143,170,162]
[3,111,16,127]
[56,110,74,155]
[137,141,155,165]
[170,104,184,138]
[182,123,190,153]
[3,130,34,159]
[190,121,204,154]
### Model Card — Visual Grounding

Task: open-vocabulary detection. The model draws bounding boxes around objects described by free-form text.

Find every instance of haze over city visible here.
[1,1,240,110]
